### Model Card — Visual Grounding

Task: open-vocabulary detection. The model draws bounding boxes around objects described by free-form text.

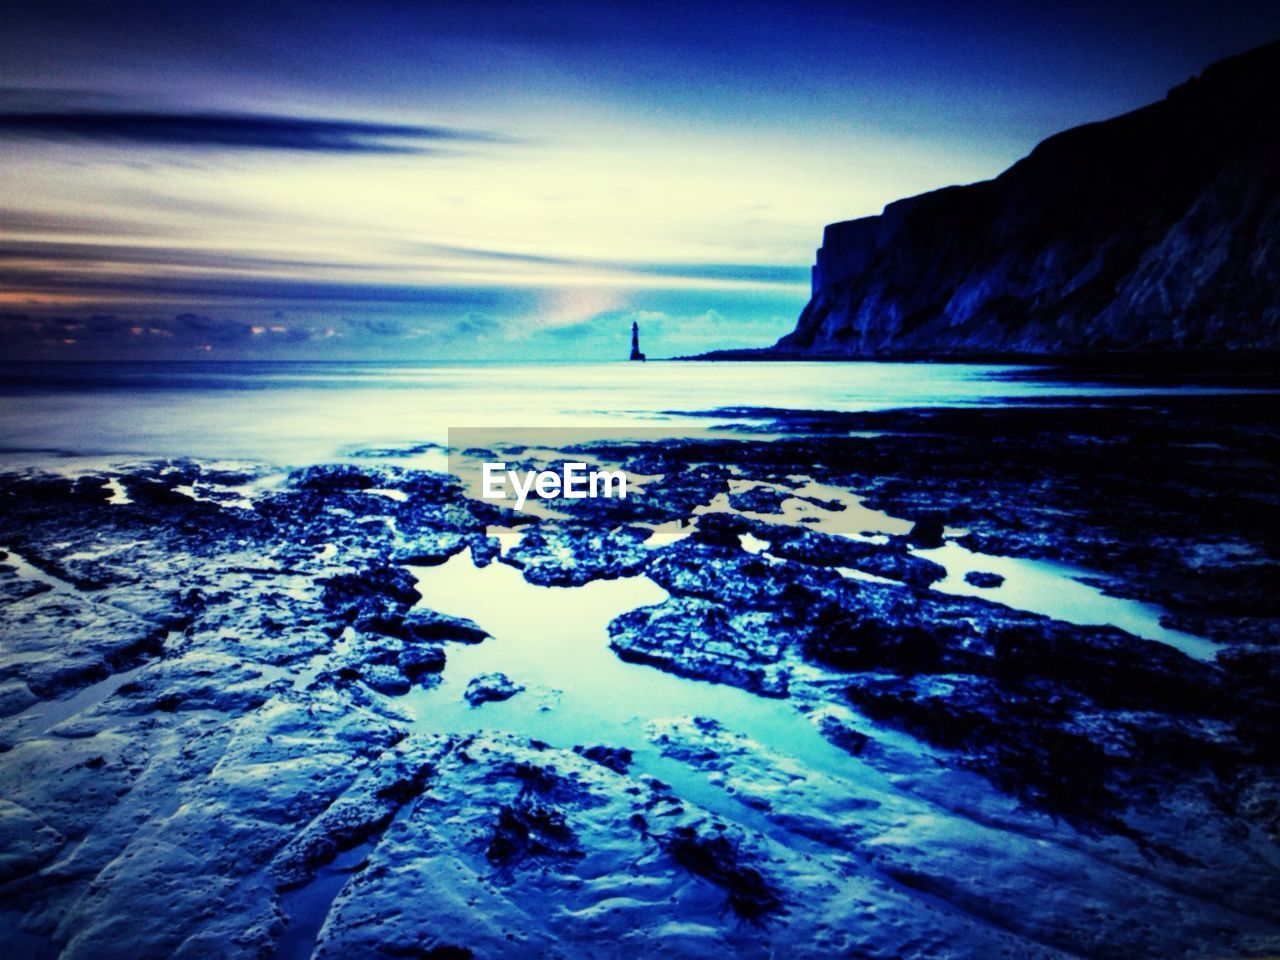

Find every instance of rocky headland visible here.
[765,40,1280,359]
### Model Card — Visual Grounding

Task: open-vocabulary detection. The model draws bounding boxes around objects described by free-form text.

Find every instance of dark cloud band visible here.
[0,110,513,153]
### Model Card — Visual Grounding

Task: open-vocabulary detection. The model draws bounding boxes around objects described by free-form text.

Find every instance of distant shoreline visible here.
[673,348,1280,382]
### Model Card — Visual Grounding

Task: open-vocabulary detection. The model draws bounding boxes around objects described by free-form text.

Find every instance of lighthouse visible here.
[629,320,646,361]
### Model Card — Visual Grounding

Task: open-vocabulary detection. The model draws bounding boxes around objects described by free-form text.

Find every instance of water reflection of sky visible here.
[1,360,1273,466]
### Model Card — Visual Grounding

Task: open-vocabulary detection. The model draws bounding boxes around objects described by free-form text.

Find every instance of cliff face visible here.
[778,41,1280,357]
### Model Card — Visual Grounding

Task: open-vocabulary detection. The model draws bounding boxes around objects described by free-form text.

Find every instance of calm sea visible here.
[0,360,1267,467]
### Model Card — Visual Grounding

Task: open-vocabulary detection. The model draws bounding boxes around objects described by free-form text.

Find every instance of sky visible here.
[2,0,1278,361]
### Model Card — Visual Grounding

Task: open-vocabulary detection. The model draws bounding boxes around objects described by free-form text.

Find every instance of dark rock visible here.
[964,570,1005,588]
[988,621,1220,715]
[393,537,467,566]
[0,680,38,717]
[728,485,789,514]
[845,672,1121,821]
[398,644,446,680]
[270,744,440,890]
[690,510,752,548]
[502,523,652,586]
[573,745,634,774]
[362,664,412,696]
[358,608,488,645]
[125,477,194,506]
[906,516,946,548]
[776,40,1280,358]
[467,533,502,567]
[13,473,113,505]
[753,520,946,587]
[655,825,783,921]
[485,794,582,866]
[0,593,170,700]
[322,565,422,621]
[647,538,850,613]
[381,947,475,960]
[609,597,791,697]
[805,608,967,675]
[464,672,523,706]
[113,655,276,714]
[293,464,378,492]
[817,716,870,756]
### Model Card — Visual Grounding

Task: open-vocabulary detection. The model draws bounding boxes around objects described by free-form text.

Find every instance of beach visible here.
[1,361,1277,957]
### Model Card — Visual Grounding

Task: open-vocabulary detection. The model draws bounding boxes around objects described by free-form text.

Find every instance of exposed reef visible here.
[0,395,1277,958]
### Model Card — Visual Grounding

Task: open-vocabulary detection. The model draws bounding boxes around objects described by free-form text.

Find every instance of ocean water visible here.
[0,359,1265,466]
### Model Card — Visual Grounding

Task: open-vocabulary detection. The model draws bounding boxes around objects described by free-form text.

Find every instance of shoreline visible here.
[0,396,1276,956]
[675,346,1280,377]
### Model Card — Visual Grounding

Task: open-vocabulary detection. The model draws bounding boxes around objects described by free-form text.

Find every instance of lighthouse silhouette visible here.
[629,320,646,362]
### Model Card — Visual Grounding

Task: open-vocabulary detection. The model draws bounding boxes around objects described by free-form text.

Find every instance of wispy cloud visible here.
[0,239,324,272]
[0,267,522,305]
[0,207,159,238]
[0,237,809,300]
[0,110,515,153]
[401,242,809,288]
[625,262,810,286]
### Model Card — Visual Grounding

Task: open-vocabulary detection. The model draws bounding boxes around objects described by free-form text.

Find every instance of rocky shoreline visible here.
[0,395,1277,958]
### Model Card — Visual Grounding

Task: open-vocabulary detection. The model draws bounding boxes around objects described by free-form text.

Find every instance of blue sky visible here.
[2,0,1277,360]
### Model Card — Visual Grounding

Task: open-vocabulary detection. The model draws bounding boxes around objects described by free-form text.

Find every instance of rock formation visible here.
[777,40,1280,358]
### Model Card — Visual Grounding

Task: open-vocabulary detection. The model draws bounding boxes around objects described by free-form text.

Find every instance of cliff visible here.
[777,40,1280,358]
